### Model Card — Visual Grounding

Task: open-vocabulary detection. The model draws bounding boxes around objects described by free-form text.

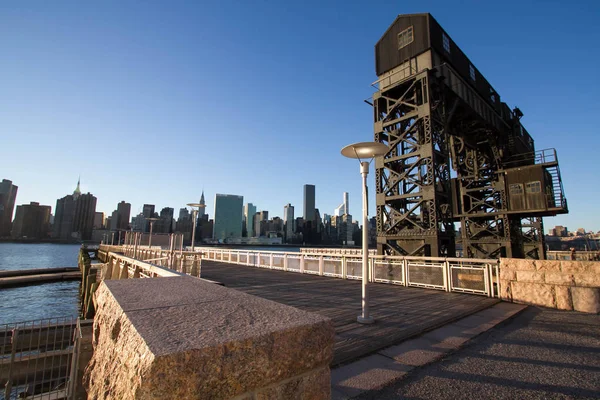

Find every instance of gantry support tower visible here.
[373,14,567,259]
[373,70,455,256]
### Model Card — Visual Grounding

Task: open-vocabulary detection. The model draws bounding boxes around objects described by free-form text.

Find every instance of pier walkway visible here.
[200,260,499,366]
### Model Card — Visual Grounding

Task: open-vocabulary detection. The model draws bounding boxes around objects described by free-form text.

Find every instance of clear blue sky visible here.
[2,0,598,231]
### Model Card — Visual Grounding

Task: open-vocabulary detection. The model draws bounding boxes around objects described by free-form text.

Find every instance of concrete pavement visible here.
[333,305,600,399]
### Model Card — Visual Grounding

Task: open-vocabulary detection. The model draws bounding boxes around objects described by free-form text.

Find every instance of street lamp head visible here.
[146,218,159,221]
[341,142,388,160]
[187,203,205,208]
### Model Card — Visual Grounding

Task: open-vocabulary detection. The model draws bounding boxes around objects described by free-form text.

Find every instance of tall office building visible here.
[93,212,104,229]
[131,213,145,232]
[254,211,269,238]
[53,179,97,240]
[303,184,316,243]
[0,179,18,237]
[334,192,349,217]
[244,203,256,237]
[176,208,192,240]
[142,204,155,232]
[198,191,206,218]
[157,207,174,234]
[283,203,294,242]
[303,184,315,222]
[117,201,131,230]
[11,202,51,239]
[213,194,243,241]
[110,201,131,231]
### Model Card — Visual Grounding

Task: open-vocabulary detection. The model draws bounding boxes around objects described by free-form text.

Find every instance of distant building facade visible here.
[131,213,146,232]
[93,212,104,230]
[303,184,316,243]
[213,194,243,241]
[176,208,192,241]
[156,207,174,234]
[254,210,269,237]
[243,203,256,237]
[283,203,294,243]
[142,204,156,232]
[549,225,568,237]
[334,192,349,217]
[110,201,131,231]
[11,202,51,239]
[303,184,315,223]
[53,179,97,241]
[0,179,18,237]
[198,191,206,218]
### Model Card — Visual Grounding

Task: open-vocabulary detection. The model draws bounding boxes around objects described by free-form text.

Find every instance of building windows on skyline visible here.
[213,194,243,241]
[442,33,450,53]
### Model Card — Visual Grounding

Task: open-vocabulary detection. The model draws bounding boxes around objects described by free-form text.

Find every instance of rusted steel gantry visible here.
[372,14,567,259]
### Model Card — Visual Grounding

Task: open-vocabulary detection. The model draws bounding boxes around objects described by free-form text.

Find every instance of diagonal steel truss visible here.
[374,70,455,256]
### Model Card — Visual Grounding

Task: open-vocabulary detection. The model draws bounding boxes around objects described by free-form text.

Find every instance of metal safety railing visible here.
[1,317,77,400]
[299,247,377,256]
[198,248,499,298]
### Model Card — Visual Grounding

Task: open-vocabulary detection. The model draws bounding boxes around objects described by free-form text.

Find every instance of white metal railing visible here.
[299,247,377,256]
[197,247,499,298]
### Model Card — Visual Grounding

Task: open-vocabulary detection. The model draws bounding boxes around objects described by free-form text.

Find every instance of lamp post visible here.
[341,141,388,324]
[187,203,206,252]
[146,218,159,248]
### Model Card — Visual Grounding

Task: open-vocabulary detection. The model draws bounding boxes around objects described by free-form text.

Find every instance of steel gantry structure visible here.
[372,14,567,259]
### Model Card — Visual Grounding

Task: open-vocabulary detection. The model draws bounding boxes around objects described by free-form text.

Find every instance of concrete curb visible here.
[331,301,528,399]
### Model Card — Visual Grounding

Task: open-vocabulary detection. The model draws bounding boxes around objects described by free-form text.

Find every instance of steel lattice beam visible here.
[374,71,455,257]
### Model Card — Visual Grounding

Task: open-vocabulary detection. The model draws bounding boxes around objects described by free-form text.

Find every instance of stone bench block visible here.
[571,287,600,314]
[84,277,334,399]
[510,281,555,309]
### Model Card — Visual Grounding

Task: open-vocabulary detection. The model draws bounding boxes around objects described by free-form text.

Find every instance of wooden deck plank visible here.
[200,261,499,366]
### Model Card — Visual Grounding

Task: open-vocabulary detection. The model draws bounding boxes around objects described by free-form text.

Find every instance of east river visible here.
[0,243,310,325]
[0,243,81,325]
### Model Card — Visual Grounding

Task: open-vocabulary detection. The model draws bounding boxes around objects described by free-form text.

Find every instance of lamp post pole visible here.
[147,218,159,248]
[359,161,372,324]
[187,203,206,252]
[191,209,198,251]
[341,141,388,325]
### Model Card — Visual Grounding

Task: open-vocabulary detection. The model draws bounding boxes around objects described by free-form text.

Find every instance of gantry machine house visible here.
[372,13,568,259]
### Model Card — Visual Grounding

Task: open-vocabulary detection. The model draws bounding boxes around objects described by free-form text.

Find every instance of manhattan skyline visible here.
[2,1,599,230]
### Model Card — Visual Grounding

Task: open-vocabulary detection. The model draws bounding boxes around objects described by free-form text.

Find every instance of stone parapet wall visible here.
[84,276,334,399]
[499,259,600,313]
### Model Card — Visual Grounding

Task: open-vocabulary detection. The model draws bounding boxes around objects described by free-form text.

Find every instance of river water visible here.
[0,244,315,325]
[0,243,81,325]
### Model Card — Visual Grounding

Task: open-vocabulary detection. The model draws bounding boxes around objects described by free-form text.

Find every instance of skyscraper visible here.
[198,190,206,218]
[157,207,174,234]
[0,179,18,237]
[213,194,243,241]
[303,184,315,222]
[53,179,97,241]
[303,184,316,243]
[244,203,256,237]
[283,203,294,242]
[254,211,269,238]
[116,201,131,230]
[11,202,51,239]
[334,192,349,217]
[110,201,131,231]
[93,212,104,229]
[142,204,155,232]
